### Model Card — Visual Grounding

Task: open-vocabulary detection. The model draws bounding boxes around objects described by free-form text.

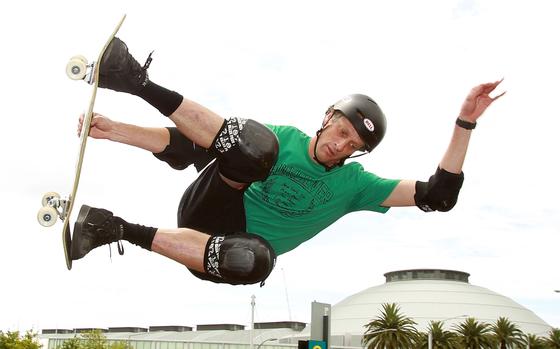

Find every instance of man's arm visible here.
[382,79,505,208]
[439,79,505,173]
[78,113,170,153]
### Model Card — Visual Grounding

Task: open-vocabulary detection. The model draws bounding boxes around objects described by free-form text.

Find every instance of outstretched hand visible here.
[77,113,114,140]
[459,79,506,122]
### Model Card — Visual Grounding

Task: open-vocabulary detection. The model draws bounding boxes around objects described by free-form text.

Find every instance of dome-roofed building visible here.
[326,269,551,346]
[40,269,552,349]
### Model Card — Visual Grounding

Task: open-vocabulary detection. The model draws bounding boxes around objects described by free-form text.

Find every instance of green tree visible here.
[108,342,132,349]
[544,329,560,349]
[362,303,419,349]
[525,334,546,349]
[79,330,106,349]
[0,331,42,349]
[490,317,525,349]
[57,337,80,349]
[416,321,458,349]
[452,317,494,349]
[55,330,133,349]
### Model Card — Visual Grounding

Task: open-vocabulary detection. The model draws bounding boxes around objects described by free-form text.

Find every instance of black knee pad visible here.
[204,233,276,285]
[212,118,279,183]
[415,167,464,212]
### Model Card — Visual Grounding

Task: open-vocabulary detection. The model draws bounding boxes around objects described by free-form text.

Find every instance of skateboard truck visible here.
[84,62,98,85]
[66,55,97,85]
[37,192,71,227]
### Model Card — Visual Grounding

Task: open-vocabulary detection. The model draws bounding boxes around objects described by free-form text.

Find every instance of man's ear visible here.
[323,108,335,128]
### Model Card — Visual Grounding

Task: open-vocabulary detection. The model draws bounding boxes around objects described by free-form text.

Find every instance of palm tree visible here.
[362,303,419,349]
[525,333,546,349]
[544,328,560,349]
[452,317,494,349]
[490,317,525,349]
[416,321,459,349]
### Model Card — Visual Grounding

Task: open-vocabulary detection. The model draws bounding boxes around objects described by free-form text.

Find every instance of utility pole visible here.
[250,295,256,349]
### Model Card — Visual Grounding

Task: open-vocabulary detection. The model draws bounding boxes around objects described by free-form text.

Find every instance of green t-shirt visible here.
[243,125,400,255]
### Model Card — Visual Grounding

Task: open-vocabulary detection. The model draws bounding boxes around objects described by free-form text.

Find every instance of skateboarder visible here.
[71,37,505,285]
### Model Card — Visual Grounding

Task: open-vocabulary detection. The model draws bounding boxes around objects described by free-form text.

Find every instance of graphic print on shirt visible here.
[259,164,333,218]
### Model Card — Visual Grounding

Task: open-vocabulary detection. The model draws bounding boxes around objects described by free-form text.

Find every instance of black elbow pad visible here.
[153,127,214,171]
[414,167,464,212]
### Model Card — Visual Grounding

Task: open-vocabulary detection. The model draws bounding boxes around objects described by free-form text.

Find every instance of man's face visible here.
[315,114,366,167]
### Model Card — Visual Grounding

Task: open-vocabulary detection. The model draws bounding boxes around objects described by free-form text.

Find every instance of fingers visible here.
[472,78,505,101]
[77,112,101,137]
[491,91,506,101]
[468,82,491,98]
[77,113,85,137]
[487,78,506,100]
[483,78,504,92]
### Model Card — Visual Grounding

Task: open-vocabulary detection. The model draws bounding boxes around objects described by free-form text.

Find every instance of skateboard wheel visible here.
[66,57,87,80]
[70,55,88,64]
[41,191,60,207]
[37,206,58,227]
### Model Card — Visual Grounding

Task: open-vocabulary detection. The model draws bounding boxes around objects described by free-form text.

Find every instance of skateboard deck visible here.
[37,15,127,270]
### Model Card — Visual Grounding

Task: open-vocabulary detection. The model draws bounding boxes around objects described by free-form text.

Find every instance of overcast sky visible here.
[1,0,559,333]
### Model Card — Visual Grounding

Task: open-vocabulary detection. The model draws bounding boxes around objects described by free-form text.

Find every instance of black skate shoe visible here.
[98,37,153,95]
[71,205,124,260]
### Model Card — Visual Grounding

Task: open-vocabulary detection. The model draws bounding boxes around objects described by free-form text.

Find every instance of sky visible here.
[1,0,559,334]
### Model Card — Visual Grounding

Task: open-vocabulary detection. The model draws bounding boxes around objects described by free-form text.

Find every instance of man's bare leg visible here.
[98,37,224,150]
[169,98,224,149]
[71,204,276,285]
[151,228,209,273]
[96,38,257,190]
[71,205,208,273]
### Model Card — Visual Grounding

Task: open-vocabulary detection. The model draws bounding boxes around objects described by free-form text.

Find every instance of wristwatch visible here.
[456,117,476,130]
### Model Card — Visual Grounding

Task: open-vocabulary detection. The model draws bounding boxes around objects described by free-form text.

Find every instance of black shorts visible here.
[154,127,249,283]
[154,127,247,234]
[155,126,280,284]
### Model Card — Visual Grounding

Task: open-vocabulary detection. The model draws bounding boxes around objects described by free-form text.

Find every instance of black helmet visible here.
[330,94,386,152]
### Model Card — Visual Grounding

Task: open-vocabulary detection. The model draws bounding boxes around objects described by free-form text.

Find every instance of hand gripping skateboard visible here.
[37,15,127,270]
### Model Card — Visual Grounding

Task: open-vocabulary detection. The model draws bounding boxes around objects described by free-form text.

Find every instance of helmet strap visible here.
[347,151,370,159]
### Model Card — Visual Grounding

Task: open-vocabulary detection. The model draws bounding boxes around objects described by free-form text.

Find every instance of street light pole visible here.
[428,315,468,349]
[428,331,432,349]
[256,338,278,349]
[251,295,256,349]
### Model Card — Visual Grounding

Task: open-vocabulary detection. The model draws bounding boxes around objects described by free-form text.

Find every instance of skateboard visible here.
[37,15,127,270]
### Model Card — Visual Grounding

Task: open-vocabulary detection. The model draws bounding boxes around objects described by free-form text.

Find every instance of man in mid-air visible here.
[71,37,505,285]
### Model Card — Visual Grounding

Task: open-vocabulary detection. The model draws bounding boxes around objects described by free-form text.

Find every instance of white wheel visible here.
[66,58,87,80]
[70,55,88,64]
[37,206,58,227]
[41,191,60,206]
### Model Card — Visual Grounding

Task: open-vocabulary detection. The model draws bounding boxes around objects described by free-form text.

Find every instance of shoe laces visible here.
[87,218,125,257]
[143,51,154,71]
[87,220,118,242]
[107,241,125,261]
